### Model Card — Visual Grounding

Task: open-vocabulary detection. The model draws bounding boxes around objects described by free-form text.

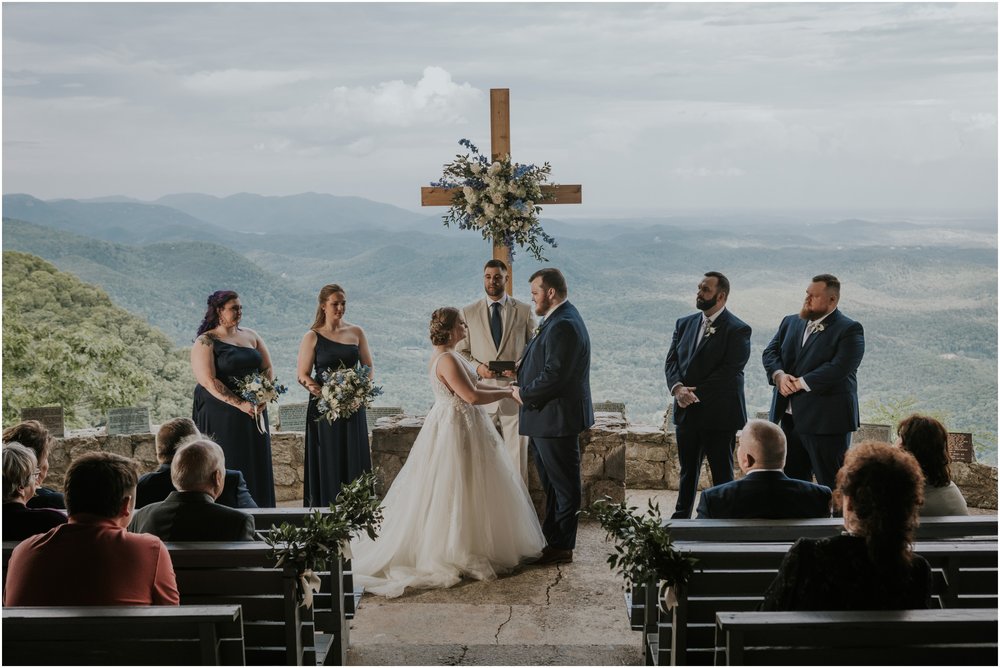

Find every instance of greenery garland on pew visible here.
[590,497,699,609]
[264,472,383,606]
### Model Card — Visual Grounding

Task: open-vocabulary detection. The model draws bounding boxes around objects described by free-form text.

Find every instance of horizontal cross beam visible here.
[420,184,582,207]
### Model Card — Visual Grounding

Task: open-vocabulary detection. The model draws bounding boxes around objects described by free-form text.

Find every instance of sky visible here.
[2,1,997,218]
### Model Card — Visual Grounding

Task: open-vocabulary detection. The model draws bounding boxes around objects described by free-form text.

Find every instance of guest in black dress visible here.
[761,441,931,611]
[3,420,64,509]
[296,284,375,506]
[3,442,67,541]
[191,290,276,507]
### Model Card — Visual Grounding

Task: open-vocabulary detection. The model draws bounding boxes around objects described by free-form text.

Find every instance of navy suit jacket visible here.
[762,309,865,434]
[517,301,594,438]
[128,491,257,542]
[695,470,832,519]
[664,308,751,432]
[136,465,257,510]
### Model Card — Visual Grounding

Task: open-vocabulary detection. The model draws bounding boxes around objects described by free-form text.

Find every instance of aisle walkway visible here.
[344,490,682,666]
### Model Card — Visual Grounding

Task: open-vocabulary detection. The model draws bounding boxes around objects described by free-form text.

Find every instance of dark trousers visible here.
[672,424,736,519]
[529,435,582,550]
[779,413,852,489]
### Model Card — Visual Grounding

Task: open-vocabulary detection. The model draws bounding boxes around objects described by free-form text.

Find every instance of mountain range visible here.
[2,193,996,463]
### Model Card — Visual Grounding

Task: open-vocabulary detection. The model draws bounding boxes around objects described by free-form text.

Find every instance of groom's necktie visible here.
[490,302,503,349]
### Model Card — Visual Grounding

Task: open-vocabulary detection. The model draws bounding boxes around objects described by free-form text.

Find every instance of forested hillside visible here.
[2,251,191,426]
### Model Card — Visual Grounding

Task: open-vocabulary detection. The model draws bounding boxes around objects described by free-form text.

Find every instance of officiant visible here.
[458,259,537,481]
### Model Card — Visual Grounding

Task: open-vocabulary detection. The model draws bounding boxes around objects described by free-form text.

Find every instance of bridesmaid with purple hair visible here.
[190,290,276,507]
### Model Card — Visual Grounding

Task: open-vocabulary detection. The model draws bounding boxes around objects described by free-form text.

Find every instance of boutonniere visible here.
[808,322,825,334]
[533,326,541,337]
[703,325,717,338]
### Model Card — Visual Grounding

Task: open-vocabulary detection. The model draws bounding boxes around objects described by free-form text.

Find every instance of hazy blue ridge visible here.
[3,199,996,463]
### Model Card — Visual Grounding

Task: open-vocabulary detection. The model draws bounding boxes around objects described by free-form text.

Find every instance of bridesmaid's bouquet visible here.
[317,363,383,423]
[232,372,288,433]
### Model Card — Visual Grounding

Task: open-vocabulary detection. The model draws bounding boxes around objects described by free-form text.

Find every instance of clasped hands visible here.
[673,385,700,408]
[775,371,805,397]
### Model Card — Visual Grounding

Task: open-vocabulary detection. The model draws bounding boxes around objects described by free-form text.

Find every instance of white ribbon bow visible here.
[658,581,679,613]
[299,569,322,609]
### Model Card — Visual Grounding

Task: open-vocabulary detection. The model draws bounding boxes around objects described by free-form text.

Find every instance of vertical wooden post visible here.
[490,88,514,295]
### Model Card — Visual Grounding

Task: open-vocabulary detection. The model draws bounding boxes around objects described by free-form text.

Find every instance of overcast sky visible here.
[3,2,997,217]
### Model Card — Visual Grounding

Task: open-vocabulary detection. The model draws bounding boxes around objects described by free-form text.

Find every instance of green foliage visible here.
[2,251,191,427]
[264,472,383,573]
[589,497,698,590]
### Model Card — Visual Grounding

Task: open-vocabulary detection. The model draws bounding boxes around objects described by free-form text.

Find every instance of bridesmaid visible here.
[297,284,374,507]
[191,290,277,507]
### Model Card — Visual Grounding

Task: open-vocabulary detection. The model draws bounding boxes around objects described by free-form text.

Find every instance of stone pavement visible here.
[343,490,683,666]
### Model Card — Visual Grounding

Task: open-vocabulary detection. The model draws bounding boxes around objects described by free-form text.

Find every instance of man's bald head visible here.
[738,419,787,472]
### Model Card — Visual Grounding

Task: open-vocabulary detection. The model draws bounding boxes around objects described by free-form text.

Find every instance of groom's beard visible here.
[696,295,718,312]
[534,294,551,316]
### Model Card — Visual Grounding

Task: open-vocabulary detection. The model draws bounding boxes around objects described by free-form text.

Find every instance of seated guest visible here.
[4,452,179,606]
[897,414,969,516]
[696,419,832,519]
[137,417,257,509]
[3,420,64,509]
[3,442,67,541]
[760,441,931,611]
[130,439,256,541]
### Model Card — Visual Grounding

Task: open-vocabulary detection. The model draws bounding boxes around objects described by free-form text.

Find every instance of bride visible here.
[351,307,545,598]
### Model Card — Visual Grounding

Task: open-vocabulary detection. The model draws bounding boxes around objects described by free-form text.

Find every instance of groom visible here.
[512,268,593,565]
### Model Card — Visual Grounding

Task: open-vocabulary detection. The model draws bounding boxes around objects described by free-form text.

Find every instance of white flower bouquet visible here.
[317,363,383,423]
[232,372,288,433]
[431,138,558,261]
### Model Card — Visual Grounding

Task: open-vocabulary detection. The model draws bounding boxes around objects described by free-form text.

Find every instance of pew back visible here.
[715,608,999,665]
[2,604,246,665]
[646,539,998,666]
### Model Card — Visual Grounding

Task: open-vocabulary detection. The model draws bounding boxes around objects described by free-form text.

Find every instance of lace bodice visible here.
[430,353,478,412]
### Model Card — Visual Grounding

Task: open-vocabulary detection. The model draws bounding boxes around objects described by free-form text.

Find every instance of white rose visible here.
[484,204,497,220]
[462,186,475,199]
[487,161,501,176]
[470,161,482,174]
[490,191,505,205]
[467,190,478,204]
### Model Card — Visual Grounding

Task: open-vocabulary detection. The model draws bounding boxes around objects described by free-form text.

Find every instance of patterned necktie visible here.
[701,317,712,338]
[490,302,503,349]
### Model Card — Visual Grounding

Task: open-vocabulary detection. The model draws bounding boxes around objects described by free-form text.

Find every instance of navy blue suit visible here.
[518,301,593,550]
[664,308,751,518]
[762,309,865,487]
[695,470,832,519]
[135,464,258,510]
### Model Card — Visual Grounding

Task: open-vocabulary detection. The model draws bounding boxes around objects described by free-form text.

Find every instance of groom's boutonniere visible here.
[703,325,717,338]
[808,322,825,334]
[533,319,544,337]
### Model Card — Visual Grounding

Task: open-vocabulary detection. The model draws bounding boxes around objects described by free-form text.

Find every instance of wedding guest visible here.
[191,290,276,507]
[897,414,969,516]
[4,451,179,606]
[760,441,931,611]
[136,417,256,509]
[130,439,256,541]
[297,284,374,506]
[458,259,537,481]
[696,419,831,519]
[3,442,67,541]
[3,420,64,509]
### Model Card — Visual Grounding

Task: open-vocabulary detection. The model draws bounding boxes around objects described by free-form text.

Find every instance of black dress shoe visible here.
[535,546,573,565]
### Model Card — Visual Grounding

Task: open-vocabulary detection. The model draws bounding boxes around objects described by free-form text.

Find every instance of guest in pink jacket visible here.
[4,451,179,606]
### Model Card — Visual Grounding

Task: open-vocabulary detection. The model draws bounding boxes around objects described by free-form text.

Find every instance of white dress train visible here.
[351,352,545,598]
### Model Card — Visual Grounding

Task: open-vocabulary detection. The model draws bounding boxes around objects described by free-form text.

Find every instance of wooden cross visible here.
[421,88,582,295]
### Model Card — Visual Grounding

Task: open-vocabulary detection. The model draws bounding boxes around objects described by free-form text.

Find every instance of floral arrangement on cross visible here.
[431,138,558,262]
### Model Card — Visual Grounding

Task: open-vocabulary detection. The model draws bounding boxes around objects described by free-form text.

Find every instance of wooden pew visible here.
[2,604,245,665]
[664,515,998,543]
[624,515,998,632]
[644,539,998,666]
[714,608,999,665]
[247,507,362,621]
[166,541,346,666]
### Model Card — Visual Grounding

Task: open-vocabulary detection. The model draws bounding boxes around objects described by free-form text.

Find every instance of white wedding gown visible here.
[351,352,545,598]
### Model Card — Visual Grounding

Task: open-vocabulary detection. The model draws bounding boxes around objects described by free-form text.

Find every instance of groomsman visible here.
[664,271,752,519]
[513,268,593,565]
[459,259,537,480]
[762,274,865,488]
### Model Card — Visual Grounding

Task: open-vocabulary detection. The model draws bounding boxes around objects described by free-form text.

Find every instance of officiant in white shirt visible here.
[458,259,537,481]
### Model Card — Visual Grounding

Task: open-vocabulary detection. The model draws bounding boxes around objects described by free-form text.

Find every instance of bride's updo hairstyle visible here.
[311,284,346,331]
[197,290,239,336]
[429,307,460,345]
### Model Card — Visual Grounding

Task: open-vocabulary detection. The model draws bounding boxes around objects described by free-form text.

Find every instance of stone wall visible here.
[41,420,999,511]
